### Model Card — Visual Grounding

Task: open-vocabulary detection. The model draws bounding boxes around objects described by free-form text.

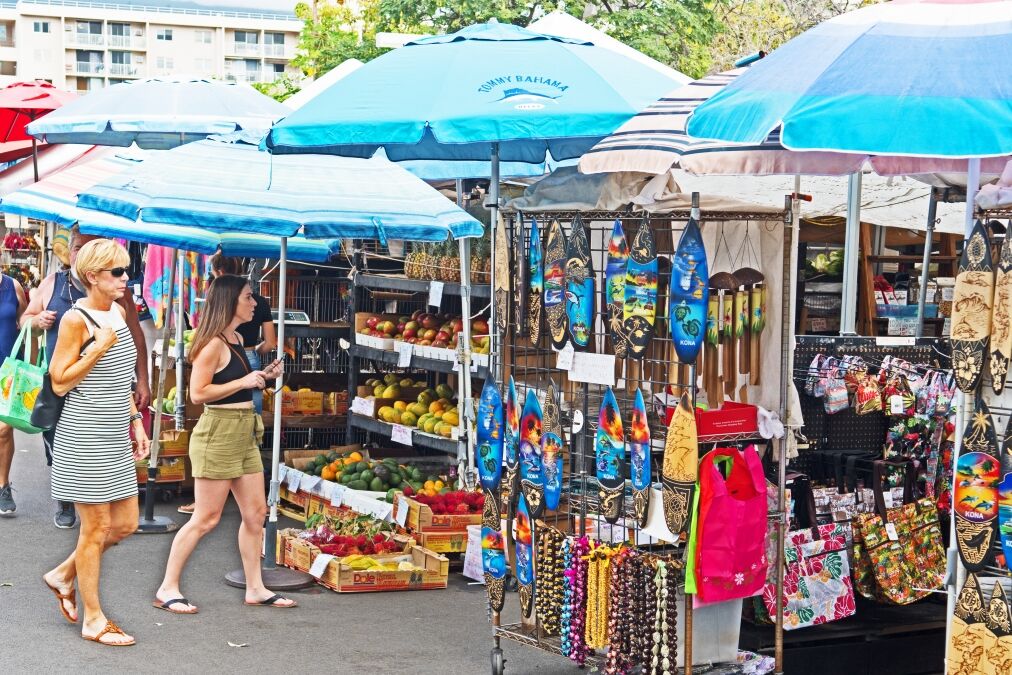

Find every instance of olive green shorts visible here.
[188,407,264,480]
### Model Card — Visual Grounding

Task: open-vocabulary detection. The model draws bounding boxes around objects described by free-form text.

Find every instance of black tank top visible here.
[209,334,254,405]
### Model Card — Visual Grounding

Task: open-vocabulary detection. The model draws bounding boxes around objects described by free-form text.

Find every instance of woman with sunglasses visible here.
[153,274,293,614]
[42,240,151,647]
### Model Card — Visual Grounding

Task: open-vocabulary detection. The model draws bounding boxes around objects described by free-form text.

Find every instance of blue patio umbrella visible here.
[25,77,288,150]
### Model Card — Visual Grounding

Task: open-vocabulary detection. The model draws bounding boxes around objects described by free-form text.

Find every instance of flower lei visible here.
[566,536,590,666]
[559,538,574,657]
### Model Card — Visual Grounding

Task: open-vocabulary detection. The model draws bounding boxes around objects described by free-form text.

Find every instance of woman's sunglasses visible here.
[102,267,130,278]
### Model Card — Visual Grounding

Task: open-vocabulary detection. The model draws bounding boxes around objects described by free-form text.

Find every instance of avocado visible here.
[340,473,353,485]
[385,488,396,503]
[382,457,398,466]
[370,477,385,492]
[373,465,391,482]
[360,469,375,483]
[348,479,368,491]
[355,461,370,474]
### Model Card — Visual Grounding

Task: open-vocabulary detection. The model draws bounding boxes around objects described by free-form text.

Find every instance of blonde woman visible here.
[154,274,293,613]
[41,239,151,647]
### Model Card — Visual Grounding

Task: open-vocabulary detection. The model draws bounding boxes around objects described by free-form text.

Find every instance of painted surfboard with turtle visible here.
[630,389,651,528]
[951,220,993,393]
[501,376,521,518]
[519,388,545,519]
[606,219,629,357]
[565,215,595,351]
[514,492,535,618]
[623,221,658,359]
[596,387,626,525]
[543,219,569,350]
[541,381,564,512]
[477,376,506,612]
[670,217,709,364]
[955,397,1000,572]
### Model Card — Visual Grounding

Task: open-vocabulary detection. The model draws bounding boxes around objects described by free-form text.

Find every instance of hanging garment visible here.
[695,445,769,604]
[142,245,209,328]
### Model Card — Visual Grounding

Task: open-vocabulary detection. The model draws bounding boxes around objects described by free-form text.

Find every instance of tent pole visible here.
[174,251,185,431]
[840,172,861,336]
[225,236,312,589]
[31,137,39,183]
[489,142,500,380]
[137,247,179,533]
[915,189,938,339]
[965,158,981,236]
[458,236,476,487]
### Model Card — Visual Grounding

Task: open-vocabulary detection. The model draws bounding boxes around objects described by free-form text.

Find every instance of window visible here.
[0,61,15,76]
[234,30,258,44]
[156,56,174,69]
[194,30,212,44]
[156,29,172,41]
[270,62,284,74]
[108,22,128,37]
[264,32,284,45]
[110,51,130,65]
[77,21,100,35]
[33,21,50,33]
[194,57,213,72]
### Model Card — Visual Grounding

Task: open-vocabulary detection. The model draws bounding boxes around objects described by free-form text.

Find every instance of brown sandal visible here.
[82,620,135,647]
[43,577,77,624]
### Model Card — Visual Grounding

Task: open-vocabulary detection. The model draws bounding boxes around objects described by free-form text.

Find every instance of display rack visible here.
[487,202,793,675]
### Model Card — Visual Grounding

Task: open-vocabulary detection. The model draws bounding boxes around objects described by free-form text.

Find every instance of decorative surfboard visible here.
[527,218,544,345]
[514,492,535,619]
[991,234,1012,394]
[494,214,511,335]
[949,573,985,673]
[565,215,595,351]
[661,391,697,536]
[951,220,994,393]
[623,221,658,359]
[519,388,545,519]
[482,494,507,613]
[629,389,651,528]
[543,219,569,350]
[670,217,709,364]
[514,220,527,332]
[501,376,521,518]
[541,382,564,512]
[596,387,625,525]
[477,376,504,492]
[1001,415,1012,569]
[606,219,629,357]
[985,579,1012,649]
[955,397,1000,571]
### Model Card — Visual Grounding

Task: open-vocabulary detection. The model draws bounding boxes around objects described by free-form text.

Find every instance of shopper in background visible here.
[0,272,29,516]
[21,228,151,529]
[153,274,293,613]
[177,255,276,516]
[42,239,151,647]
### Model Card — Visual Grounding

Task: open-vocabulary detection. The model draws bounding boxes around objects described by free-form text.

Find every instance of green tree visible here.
[292,0,387,79]
[252,73,302,103]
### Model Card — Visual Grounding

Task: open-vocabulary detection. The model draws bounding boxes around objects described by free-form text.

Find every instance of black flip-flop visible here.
[244,593,297,608]
[152,597,198,614]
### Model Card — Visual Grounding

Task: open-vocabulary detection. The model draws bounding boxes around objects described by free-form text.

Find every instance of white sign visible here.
[889,394,905,415]
[556,342,575,371]
[303,475,322,495]
[286,469,303,494]
[886,318,918,337]
[395,341,413,367]
[330,484,346,507]
[385,300,398,314]
[571,410,584,434]
[351,397,375,417]
[568,352,616,387]
[392,424,413,446]
[428,281,444,308]
[395,495,410,527]
[278,464,288,482]
[885,523,899,542]
[309,553,336,579]
[883,491,894,508]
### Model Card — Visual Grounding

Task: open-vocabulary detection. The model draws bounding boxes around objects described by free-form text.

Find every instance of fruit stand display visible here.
[392,489,484,554]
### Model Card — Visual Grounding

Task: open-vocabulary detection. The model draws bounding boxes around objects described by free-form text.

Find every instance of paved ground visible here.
[0,432,567,674]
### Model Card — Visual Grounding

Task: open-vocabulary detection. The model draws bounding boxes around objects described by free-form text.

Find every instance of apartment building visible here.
[0,0,303,91]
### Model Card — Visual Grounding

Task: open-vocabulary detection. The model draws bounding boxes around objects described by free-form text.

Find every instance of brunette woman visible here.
[153,274,294,613]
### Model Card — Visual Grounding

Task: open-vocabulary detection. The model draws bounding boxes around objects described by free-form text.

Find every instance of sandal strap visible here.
[94,620,125,641]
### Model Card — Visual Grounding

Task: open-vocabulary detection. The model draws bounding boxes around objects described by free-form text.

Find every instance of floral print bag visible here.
[761,522,857,630]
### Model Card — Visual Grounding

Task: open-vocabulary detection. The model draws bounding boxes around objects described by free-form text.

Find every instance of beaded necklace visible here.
[560,538,574,657]
[535,526,565,635]
[637,556,656,673]
[651,561,671,674]
[585,542,616,650]
[567,536,590,666]
[605,548,634,674]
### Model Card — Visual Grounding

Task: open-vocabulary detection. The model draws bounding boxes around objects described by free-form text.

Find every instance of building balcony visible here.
[68,61,104,75]
[108,63,139,76]
[230,42,261,57]
[68,33,105,47]
[107,35,145,50]
[263,43,288,58]
[225,70,268,84]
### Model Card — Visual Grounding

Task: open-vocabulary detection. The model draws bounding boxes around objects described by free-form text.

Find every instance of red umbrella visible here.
[0,81,77,180]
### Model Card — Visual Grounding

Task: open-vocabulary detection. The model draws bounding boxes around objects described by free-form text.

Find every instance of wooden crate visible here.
[393,494,482,533]
[158,429,189,458]
[319,546,449,593]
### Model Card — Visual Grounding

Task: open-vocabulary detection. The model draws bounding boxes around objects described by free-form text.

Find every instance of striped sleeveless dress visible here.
[51,303,138,504]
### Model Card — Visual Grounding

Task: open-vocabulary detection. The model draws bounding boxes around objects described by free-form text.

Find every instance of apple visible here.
[432,340,448,348]
[365,316,379,329]
[419,339,432,346]
[403,328,417,339]
[405,320,419,332]
[421,315,439,330]
[396,322,407,334]
[472,318,489,334]
[435,330,450,342]
[398,316,410,324]
[406,337,418,344]
[411,309,424,321]
[451,318,464,333]
[422,329,437,341]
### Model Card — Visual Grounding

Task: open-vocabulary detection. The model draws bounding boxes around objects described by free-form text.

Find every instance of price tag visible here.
[889,394,905,415]
[885,523,899,541]
[338,338,350,350]
[303,475,322,495]
[351,397,375,417]
[319,480,333,501]
[286,470,302,494]
[569,352,616,387]
[309,553,336,579]
[883,491,894,508]
[330,484,346,507]
[392,424,413,446]
[395,341,413,367]
[278,464,288,482]
[428,281,444,309]
[556,342,575,371]
[385,300,398,314]
[571,410,584,434]
[395,495,410,527]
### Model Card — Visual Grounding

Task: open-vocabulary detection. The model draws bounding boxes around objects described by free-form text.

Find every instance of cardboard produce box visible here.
[393,494,483,533]
[416,530,468,554]
[283,445,364,468]
[158,429,189,458]
[135,456,187,483]
[320,546,448,593]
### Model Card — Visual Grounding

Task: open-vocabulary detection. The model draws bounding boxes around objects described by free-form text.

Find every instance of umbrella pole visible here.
[225,236,312,589]
[914,189,938,339]
[137,248,179,533]
[840,172,861,336]
[458,236,476,487]
[31,137,39,183]
[174,251,185,430]
[965,158,981,236]
[489,142,500,380]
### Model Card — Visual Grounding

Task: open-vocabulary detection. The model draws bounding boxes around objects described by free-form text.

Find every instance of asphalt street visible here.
[0,431,567,674]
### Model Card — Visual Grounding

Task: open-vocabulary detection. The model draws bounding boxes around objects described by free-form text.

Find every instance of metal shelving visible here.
[355,272,491,299]
[348,412,459,455]
[349,343,489,379]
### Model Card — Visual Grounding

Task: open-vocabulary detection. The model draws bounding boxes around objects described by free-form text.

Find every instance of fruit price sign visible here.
[395,341,413,367]
[392,424,413,446]
[428,281,444,309]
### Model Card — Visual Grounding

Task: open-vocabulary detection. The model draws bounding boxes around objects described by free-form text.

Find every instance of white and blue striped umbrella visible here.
[0,149,341,262]
[25,77,289,150]
[686,0,1012,159]
[77,135,483,241]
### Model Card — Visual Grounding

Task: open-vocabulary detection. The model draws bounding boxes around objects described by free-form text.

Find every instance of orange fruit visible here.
[347,451,363,462]
[321,466,336,481]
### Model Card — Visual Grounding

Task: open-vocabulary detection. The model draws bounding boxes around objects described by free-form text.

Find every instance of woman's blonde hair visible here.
[189,274,250,361]
[74,239,130,289]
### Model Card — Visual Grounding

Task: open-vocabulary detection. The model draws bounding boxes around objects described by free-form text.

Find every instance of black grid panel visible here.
[258,275,352,324]
[503,211,774,550]
[791,335,950,474]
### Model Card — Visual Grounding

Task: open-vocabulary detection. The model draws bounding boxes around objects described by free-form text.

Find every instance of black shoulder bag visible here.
[30,307,102,431]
